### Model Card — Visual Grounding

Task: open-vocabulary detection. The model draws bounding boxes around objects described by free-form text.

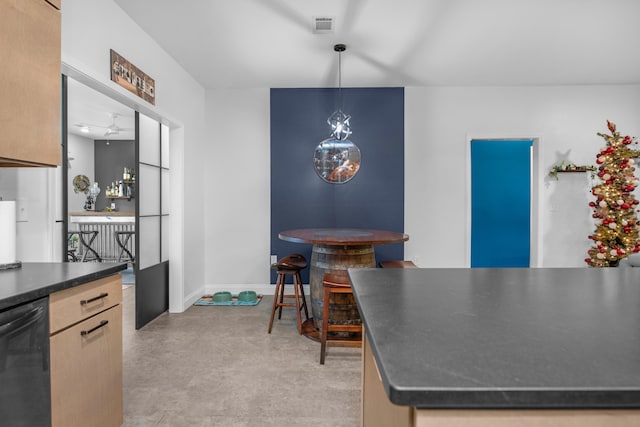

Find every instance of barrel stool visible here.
[115,231,135,263]
[320,272,362,364]
[268,254,309,334]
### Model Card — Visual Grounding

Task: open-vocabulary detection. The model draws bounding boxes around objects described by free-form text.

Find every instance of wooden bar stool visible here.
[268,254,309,334]
[320,271,362,364]
[378,260,417,268]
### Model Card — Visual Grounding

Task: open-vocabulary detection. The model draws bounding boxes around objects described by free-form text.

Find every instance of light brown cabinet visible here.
[0,0,61,167]
[49,274,123,427]
[362,332,413,427]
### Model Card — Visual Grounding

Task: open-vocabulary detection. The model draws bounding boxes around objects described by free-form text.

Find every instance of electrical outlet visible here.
[270,255,277,265]
[16,199,27,222]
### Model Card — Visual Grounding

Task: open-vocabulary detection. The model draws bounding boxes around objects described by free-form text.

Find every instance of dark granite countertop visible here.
[349,267,640,409]
[0,262,127,311]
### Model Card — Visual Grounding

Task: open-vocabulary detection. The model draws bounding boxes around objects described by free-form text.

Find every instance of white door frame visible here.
[61,62,185,312]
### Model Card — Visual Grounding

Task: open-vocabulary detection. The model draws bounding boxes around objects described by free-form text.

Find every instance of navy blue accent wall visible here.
[270,88,405,283]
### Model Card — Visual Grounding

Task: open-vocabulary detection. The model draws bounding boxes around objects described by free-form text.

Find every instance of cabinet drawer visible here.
[50,304,122,427]
[50,274,122,334]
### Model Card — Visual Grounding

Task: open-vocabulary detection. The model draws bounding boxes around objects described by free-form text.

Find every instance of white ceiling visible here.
[68,0,640,142]
[112,0,640,89]
[67,77,135,141]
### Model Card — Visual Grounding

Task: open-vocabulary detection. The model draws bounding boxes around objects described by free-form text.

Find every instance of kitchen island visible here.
[349,267,640,426]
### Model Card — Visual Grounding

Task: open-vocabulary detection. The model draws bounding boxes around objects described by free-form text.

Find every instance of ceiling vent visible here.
[313,17,334,33]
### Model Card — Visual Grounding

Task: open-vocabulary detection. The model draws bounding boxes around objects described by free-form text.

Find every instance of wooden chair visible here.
[268,254,309,334]
[320,271,362,364]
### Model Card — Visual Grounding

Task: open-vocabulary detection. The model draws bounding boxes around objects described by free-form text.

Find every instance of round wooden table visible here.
[278,228,409,340]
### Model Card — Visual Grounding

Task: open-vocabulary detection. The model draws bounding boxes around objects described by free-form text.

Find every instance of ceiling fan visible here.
[73,113,133,137]
[100,113,133,137]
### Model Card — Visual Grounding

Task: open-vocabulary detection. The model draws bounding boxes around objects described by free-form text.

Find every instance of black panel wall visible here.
[270,88,405,283]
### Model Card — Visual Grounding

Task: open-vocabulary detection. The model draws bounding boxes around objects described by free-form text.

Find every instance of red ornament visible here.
[622,203,630,210]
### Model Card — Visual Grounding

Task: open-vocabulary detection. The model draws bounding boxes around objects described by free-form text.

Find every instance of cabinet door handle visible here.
[80,292,109,305]
[81,320,108,336]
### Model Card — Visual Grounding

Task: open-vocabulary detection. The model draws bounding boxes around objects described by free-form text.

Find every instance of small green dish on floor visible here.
[238,290,257,302]
[213,291,232,302]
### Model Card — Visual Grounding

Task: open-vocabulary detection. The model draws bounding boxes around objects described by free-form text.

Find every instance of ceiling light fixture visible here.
[313,44,361,184]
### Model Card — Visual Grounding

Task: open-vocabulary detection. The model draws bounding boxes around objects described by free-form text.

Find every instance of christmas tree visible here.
[586,121,640,267]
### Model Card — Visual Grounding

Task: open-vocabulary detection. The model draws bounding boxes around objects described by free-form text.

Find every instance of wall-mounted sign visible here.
[110,49,155,105]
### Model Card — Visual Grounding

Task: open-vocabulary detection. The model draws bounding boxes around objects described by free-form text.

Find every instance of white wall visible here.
[61,0,207,310]
[202,84,640,290]
[67,133,95,215]
[405,84,640,268]
[0,168,55,261]
[204,88,271,291]
[9,0,639,297]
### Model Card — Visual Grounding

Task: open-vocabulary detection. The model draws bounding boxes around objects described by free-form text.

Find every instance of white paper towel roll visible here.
[0,201,17,264]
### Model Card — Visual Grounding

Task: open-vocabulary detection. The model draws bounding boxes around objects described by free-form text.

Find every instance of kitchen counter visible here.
[0,262,127,310]
[69,211,135,216]
[69,211,135,224]
[349,267,640,413]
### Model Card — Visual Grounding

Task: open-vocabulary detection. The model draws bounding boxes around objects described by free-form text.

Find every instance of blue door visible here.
[471,139,533,268]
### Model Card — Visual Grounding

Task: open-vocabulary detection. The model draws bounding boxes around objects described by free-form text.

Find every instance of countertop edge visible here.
[0,263,127,311]
[348,267,640,409]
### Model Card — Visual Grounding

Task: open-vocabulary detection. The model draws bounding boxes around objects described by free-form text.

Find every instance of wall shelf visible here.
[549,164,597,180]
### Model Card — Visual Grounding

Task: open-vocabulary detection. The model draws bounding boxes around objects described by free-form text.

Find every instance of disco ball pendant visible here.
[313,137,361,184]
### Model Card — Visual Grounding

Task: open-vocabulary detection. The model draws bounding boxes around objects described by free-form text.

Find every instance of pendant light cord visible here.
[338,49,342,110]
[334,43,346,112]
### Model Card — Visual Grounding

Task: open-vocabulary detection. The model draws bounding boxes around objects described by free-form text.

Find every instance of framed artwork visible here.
[110,49,155,105]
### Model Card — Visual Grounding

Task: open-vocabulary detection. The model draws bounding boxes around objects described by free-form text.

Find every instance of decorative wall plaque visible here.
[110,49,155,105]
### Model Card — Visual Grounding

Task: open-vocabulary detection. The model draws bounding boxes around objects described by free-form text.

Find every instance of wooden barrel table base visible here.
[277,228,409,342]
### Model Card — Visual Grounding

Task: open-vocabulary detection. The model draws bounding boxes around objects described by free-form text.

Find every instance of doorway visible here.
[62,72,170,329]
[469,139,536,268]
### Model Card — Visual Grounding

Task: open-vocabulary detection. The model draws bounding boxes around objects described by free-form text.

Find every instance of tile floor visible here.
[121,288,361,426]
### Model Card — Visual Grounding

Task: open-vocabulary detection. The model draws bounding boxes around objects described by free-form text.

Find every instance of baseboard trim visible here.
[184,286,206,310]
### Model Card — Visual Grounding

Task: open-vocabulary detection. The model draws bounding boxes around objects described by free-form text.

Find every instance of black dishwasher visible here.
[0,297,51,426]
